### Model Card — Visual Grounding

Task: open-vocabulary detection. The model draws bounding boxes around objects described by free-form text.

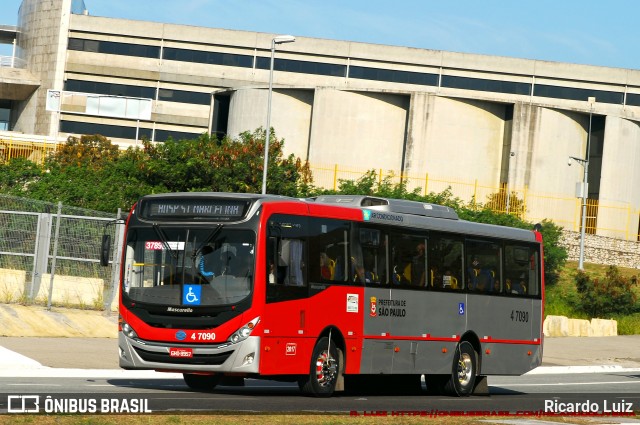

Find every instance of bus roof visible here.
[137,192,538,243]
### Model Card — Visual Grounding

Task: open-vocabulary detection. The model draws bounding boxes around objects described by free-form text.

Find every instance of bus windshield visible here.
[122,226,255,307]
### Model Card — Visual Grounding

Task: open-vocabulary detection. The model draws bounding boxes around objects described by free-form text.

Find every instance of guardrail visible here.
[0,55,26,68]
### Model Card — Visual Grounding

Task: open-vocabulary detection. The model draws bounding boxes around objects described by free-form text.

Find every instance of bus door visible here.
[262,214,309,374]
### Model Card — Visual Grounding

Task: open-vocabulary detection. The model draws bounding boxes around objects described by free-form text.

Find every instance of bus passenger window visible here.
[308,218,350,283]
[504,245,538,296]
[465,240,501,294]
[427,235,463,291]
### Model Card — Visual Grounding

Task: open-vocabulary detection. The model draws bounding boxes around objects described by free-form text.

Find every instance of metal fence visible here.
[0,194,124,310]
[0,137,59,166]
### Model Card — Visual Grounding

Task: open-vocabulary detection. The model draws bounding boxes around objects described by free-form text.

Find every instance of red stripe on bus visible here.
[363,335,541,345]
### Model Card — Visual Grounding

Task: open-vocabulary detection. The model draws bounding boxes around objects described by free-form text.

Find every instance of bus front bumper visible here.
[118,333,261,374]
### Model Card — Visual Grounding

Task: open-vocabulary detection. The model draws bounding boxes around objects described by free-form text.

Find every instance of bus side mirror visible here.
[100,234,111,267]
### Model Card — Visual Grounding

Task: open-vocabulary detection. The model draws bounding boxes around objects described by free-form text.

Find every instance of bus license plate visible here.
[169,348,193,358]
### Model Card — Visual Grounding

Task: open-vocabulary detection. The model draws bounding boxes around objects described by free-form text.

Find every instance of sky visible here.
[1,0,638,70]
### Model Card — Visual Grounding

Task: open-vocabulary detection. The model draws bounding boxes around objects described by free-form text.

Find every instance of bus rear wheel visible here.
[299,337,339,397]
[183,373,221,391]
[444,341,477,396]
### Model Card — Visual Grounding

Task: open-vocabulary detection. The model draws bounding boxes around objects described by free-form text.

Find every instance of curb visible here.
[527,365,640,374]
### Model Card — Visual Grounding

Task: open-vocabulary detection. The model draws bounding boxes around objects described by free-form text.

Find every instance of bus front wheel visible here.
[444,341,477,396]
[183,373,221,391]
[298,337,339,397]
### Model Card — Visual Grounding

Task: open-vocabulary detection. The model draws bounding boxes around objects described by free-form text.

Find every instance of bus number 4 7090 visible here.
[511,310,529,322]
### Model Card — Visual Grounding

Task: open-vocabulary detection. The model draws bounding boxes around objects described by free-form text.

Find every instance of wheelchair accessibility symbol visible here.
[183,285,201,305]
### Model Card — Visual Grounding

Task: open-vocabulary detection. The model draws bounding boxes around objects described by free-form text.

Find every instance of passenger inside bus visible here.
[442,269,459,289]
[410,243,426,286]
[320,252,335,280]
[353,261,375,283]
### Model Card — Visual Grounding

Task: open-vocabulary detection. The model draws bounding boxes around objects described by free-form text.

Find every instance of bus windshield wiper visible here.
[191,225,223,275]
[152,223,178,263]
[193,225,223,257]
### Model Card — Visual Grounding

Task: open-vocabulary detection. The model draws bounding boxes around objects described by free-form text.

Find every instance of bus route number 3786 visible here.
[510,310,529,322]
[191,332,216,341]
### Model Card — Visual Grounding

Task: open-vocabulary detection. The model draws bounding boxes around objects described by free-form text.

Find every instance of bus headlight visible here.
[121,322,138,339]
[228,317,259,344]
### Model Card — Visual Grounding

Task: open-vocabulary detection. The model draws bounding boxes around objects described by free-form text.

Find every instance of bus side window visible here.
[465,239,501,294]
[504,245,538,296]
[308,218,350,283]
[427,234,463,291]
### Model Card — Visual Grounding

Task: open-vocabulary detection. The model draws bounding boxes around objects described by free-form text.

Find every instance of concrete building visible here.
[1,0,640,240]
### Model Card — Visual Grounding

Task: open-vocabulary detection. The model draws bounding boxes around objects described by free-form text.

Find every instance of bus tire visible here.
[183,373,221,391]
[444,341,477,396]
[298,337,339,397]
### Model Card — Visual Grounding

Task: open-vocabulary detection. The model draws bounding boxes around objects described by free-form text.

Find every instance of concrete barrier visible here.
[544,315,617,337]
[0,268,116,310]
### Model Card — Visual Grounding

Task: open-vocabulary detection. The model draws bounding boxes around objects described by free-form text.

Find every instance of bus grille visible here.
[133,347,233,365]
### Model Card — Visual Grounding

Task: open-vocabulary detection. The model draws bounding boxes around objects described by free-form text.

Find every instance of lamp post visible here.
[261,35,296,195]
[569,96,595,270]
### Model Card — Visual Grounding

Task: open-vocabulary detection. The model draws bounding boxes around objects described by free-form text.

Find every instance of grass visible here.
[545,261,640,334]
[0,414,622,425]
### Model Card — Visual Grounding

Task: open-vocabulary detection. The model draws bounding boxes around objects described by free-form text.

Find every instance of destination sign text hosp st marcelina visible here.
[146,200,246,219]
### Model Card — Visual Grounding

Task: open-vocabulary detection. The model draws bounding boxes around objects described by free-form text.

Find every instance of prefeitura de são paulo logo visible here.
[369,296,377,317]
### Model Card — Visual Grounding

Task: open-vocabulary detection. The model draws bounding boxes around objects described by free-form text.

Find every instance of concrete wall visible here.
[597,116,640,238]
[405,96,506,197]
[307,88,409,187]
[0,267,117,312]
[544,315,617,337]
[518,106,588,226]
[14,0,71,136]
[227,88,313,158]
[561,229,640,268]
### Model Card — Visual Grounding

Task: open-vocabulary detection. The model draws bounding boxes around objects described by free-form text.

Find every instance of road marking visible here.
[493,380,640,387]
[5,383,61,386]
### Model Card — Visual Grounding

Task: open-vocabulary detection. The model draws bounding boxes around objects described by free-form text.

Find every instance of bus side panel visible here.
[360,339,456,375]
[480,342,542,375]
[361,288,466,375]
[259,298,311,375]
[305,285,365,375]
[259,285,365,375]
[466,295,543,375]
[259,336,314,375]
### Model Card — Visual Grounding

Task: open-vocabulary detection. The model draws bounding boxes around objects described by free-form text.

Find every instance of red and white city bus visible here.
[103,192,544,397]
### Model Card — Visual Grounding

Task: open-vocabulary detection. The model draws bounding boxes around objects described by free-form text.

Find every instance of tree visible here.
[5,129,312,212]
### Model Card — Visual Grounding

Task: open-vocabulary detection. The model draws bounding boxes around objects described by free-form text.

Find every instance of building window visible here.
[162,47,253,68]
[158,89,210,105]
[442,75,531,95]
[64,80,156,99]
[256,57,347,77]
[625,93,640,107]
[153,129,203,141]
[534,84,623,104]
[349,66,438,86]
[68,38,160,59]
[60,120,151,139]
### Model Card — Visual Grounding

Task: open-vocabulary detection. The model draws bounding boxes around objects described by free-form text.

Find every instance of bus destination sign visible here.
[140,199,249,221]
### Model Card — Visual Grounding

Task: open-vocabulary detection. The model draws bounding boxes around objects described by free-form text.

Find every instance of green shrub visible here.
[574,266,638,317]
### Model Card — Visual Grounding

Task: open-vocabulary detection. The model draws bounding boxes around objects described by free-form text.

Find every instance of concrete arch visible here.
[307,88,409,185]
[226,87,313,158]
[406,95,508,196]
[598,117,640,238]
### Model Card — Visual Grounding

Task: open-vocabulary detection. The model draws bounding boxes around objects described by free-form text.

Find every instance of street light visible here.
[568,96,595,270]
[261,34,296,195]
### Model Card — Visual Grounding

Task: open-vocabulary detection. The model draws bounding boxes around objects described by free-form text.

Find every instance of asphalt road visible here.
[2,335,640,369]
